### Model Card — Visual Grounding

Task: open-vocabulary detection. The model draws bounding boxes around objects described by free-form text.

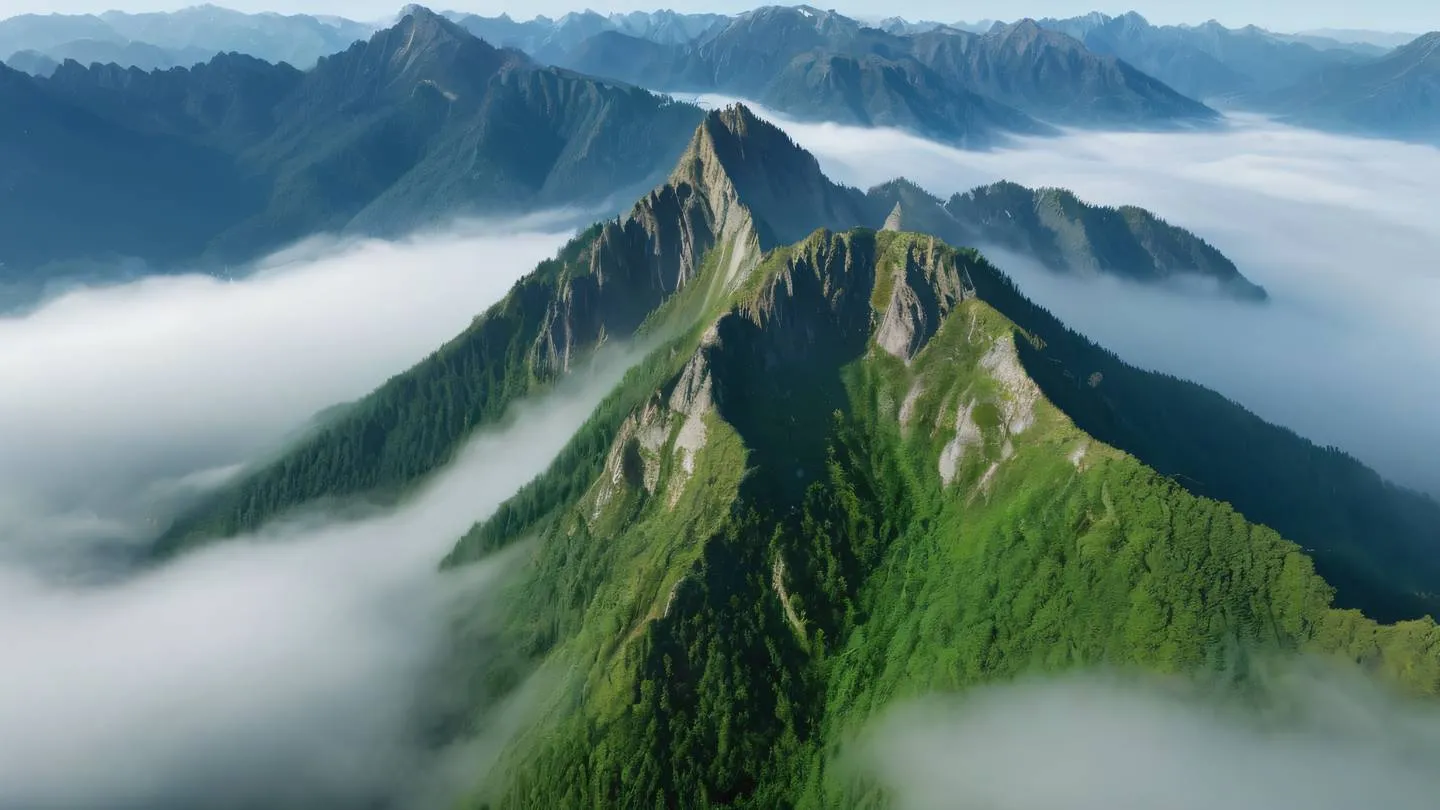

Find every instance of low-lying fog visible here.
[692,95,1440,497]
[0,221,624,809]
[863,663,1440,810]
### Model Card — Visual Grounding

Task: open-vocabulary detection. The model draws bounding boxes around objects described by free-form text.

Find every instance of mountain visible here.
[1268,31,1440,142]
[478,5,1214,143]
[712,49,1052,147]
[906,18,1217,125]
[1036,12,1382,101]
[154,103,1440,807]
[447,9,728,62]
[869,178,1268,299]
[0,7,706,297]
[4,49,59,76]
[164,102,1438,616]
[0,59,268,291]
[0,5,376,70]
[157,103,870,550]
[875,16,947,35]
[22,37,215,71]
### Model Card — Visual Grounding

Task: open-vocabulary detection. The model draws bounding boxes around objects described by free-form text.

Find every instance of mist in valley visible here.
[692,95,1440,497]
[0,221,629,809]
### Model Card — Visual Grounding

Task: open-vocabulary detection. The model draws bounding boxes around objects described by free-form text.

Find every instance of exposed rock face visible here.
[939,397,983,486]
[532,106,786,375]
[981,335,1042,436]
[875,236,973,362]
[881,202,904,232]
[669,346,716,480]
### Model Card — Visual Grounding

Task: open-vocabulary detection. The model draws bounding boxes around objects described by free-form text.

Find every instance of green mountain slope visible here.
[157,103,866,551]
[451,227,1439,808]
[1,7,704,294]
[165,105,1438,626]
[869,177,1268,299]
[151,103,1440,805]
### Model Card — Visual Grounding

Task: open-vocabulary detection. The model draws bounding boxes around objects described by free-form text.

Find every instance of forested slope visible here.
[447,229,1440,807]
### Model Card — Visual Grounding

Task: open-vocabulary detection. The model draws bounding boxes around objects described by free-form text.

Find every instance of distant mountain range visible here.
[1035,11,1385,100]
[0,4,375,71]
[1268,31,1440,142]
[1296,27,1424,50]
[6,39,217,75]
[6,5,1434,147]
[445,8,731,63]
[0,8,704,297]
[454,5,1217,147]
[0,4,1269,306]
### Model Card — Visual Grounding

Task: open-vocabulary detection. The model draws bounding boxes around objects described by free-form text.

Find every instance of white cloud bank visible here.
[0,222,619,809]
[0,224,568,554]
[863,665,1440,810]
[0,362,629,809]
[693,97,1440,495]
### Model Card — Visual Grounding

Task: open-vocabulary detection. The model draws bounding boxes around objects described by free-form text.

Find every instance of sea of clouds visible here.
[0,221,630,809]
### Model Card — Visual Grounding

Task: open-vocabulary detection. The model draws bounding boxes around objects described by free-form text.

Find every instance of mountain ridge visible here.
[460,4,1217,147]
[164,103,1438,624]
[451,221,1440,805]
[870,178,1268,299]
[0,6,706,296]
[142,101,1440,806]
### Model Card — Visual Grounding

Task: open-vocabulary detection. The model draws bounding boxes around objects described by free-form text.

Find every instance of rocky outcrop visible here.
[531,106,781,375]
[874,235,973,363]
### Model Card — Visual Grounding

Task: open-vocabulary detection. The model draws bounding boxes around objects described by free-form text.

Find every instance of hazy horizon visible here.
[0,0,1432,38]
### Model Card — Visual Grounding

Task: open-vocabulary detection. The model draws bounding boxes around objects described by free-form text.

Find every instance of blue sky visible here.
[0,0,1434,35]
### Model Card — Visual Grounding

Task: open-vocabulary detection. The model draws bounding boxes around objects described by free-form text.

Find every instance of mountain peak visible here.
[1399,30,1440,55]
[674,104,868,247]
[989,17,1075,51]
[308,4,518,107]
[392,4,474,46]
